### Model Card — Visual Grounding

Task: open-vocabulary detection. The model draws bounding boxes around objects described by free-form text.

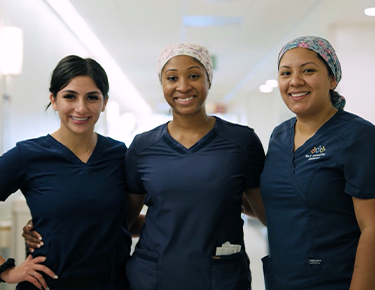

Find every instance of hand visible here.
[0,255,57,290]
[22,220,43,253]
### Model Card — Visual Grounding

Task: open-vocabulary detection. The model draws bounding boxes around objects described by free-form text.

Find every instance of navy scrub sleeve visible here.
[260,110,375,290]
[125,117,265,290]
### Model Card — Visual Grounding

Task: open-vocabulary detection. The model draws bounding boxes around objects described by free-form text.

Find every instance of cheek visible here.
[162,85,174,99]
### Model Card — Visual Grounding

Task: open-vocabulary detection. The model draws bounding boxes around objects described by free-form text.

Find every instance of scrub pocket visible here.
[307,257,354,288]
[262,255,275,290]
[210,249,251,290]
[126,246,159,290]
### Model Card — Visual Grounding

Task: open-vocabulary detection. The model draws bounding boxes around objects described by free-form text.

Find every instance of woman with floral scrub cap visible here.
[260,36,375,289]
[124,42,266,290]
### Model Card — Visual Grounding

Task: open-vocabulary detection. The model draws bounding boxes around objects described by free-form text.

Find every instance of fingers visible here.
[22,222,43,252]
[25,272,43,290]
[35,265,58,279]
[30,256,58,279]
[31,271,48,290]
[29,255,45,263]
[24,219,34,230]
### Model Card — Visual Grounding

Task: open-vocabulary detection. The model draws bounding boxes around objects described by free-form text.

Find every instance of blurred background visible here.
[0,0,374,289]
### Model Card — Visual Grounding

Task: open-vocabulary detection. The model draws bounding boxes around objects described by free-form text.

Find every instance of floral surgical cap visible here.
[157,42,213,87]
[278,36,345,109]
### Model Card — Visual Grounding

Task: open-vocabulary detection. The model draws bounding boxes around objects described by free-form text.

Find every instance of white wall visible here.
[0,0,92,220]
[331,23,375,124]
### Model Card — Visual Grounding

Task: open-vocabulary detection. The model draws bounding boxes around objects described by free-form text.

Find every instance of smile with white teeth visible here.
[290,92,309,97]
[176,96,194,102]
[71,116,89,121]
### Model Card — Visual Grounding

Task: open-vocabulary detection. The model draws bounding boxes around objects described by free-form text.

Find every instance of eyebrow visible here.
[62,89,101,95]
[279,61,319,69]
[164,65,203,74]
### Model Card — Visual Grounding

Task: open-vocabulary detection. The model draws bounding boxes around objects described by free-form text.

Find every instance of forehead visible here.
[279,47,323,66]
[61,75,99,91]
[67,76,96,86]
[162,55,205,71]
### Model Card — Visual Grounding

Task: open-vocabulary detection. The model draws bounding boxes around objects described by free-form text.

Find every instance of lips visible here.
[290,92,309,98]
[71,116,89,121]
[176,96,194,102]
[175,96,195,103]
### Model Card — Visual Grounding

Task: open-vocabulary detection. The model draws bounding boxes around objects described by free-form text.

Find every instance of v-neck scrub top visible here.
[0,134,131,290]
[125,117,265,290]
[260,110,375,290]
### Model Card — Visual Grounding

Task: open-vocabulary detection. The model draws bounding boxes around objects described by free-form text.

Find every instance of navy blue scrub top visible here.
[261,110,375,290]
[125,117,265,290]
[0,134,131,290]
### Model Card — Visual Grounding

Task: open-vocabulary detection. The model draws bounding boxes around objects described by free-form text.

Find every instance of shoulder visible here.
[328,110,375,141]
[270,117,295,139]
[97,134,126,149]
[15,135,51,151]
[214,117,262,149]
[335,110,375,130]
[129,123,167,154]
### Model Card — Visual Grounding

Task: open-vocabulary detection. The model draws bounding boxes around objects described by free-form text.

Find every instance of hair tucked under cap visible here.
[278,36,345,109]
[157,42,213,88]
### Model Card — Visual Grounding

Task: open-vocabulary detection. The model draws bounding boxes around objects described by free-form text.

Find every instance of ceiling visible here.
[53,0,375,114]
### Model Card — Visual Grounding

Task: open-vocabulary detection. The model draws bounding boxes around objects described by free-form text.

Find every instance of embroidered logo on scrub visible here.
[305,145,326,161]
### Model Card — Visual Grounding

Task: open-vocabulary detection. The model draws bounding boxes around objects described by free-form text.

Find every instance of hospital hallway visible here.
[243,217,268,290]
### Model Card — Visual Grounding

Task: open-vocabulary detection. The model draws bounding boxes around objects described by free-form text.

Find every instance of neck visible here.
[295,106,337,136]
[52,129,97,154]
[170,110,212,132]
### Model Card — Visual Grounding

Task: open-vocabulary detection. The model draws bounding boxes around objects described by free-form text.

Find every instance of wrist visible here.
[0,258,16,283]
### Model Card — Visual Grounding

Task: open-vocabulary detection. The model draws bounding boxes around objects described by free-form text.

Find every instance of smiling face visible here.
[51,75,107,136]
[161,55,209,117]
[278,47,337,118]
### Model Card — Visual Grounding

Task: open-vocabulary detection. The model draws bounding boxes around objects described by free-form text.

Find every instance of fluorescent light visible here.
[364,7,375,16]
[265,79,278,88]
[0,27,23,75]
[259,84,273,93]
[45,0,152,114]
[183,16,243,27]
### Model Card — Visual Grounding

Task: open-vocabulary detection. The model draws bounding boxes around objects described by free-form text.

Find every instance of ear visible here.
[101,97,109,112]
[329,76,337,90]
[50,93,58,111]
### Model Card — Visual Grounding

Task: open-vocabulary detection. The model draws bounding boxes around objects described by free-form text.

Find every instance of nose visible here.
[177,77,192,92]
[290,73,304,87]
[75,98,88,114]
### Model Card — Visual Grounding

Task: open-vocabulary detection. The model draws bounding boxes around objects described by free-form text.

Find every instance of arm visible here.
[349,197,375,289]
[0,254,57,290]
[126,193,146,237]
[242,193,255,217]
[243,187,266,226]
[129,214,145,238]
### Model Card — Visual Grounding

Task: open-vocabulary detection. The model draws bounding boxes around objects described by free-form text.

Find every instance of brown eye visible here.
[87,95,99,101]
[63,94,75,99]
[167,76,177,81]
[280,71,290,76]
